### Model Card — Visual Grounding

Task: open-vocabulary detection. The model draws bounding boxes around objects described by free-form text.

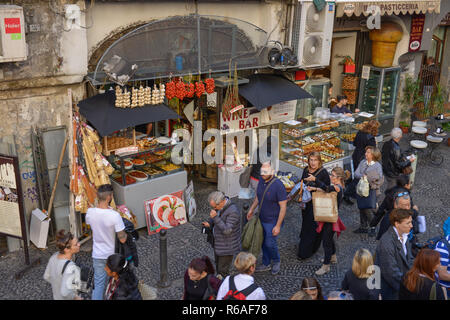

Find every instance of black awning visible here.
[239,74,313,111]
[78,91,181,137]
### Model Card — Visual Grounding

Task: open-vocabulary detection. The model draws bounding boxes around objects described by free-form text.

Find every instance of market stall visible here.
[76,89,186,229]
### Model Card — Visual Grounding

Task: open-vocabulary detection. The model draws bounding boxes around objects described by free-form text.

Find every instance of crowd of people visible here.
[43,124,449,301]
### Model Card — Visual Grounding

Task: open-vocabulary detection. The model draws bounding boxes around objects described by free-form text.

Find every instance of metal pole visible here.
[157,229,171,288]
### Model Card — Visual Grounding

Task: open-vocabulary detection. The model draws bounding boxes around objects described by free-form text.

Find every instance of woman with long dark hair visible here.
[301,277,326,300]
[399,249,447,300]
[183,256,222,300]
[104,253,142,300]
[297,152,331,260]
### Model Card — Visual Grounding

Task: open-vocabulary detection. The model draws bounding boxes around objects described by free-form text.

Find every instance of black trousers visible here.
[298,204,322,259]
[214,254,234,277]
[320,223,336,265]
[360,209,373,230]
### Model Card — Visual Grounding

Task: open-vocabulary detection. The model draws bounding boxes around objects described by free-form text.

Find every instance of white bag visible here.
[356,176,370,197]
[417,216,426,233]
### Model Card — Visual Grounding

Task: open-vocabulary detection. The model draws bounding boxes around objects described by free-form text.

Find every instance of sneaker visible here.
[271,262,281,275]
[255,264,271,272]
[315,264,330,276]
[321,254,337,264]
[353,227,368,234]
[368,227,376,237]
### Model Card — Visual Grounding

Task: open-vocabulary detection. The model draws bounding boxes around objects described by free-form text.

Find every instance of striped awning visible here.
[336,0,441,17]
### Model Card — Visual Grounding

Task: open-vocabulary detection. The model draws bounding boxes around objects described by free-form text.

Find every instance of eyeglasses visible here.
[396,191,410,199]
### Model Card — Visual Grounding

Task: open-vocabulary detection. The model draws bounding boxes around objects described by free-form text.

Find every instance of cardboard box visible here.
[30,208,50,249]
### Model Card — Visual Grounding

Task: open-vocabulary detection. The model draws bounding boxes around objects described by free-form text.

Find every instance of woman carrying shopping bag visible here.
[354,146,384,235]
[297,152,331,260]
[309,167,348,275]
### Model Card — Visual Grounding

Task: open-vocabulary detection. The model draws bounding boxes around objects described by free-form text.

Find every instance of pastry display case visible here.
[279,118,357,174]
[110,143,183,187]
[109,139,187,229]
[357,66,401,135]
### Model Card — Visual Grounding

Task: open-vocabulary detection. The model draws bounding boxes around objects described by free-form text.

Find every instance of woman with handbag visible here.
[310,167,349,275]
[297,152,331,260]
[354,146,384,235]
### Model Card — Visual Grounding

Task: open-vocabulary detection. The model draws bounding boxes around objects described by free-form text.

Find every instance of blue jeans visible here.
[92,258,108,300]
[261,222,281,266]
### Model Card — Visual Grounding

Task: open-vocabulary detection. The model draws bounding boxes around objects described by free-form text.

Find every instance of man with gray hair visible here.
[202,191,241,279]
[381,128,414,190]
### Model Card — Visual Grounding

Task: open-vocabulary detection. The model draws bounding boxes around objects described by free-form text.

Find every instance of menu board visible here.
[0,156,22,237]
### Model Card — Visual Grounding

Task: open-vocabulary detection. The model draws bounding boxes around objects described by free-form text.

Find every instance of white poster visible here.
[220,101,296,134]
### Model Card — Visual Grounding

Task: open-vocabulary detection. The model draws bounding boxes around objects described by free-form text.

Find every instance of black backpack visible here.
[116,217,140,267]
[223,275,258,300]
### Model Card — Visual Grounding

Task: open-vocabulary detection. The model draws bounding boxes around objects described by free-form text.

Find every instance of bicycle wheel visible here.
[430,150,444,166]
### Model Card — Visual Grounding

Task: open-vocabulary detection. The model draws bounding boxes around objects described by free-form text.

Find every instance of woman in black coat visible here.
[341,249,379,300]
[105,254,142,300]
[399,249,446,300]
[297,152,331,260]
[344,120,379,203]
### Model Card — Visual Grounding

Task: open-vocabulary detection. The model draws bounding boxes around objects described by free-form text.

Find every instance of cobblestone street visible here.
[0,137,449,300]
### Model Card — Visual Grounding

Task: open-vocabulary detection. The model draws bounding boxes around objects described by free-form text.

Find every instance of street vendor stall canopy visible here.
[238,74,313,111]
[335,0,441,17]
[78,91,181,137]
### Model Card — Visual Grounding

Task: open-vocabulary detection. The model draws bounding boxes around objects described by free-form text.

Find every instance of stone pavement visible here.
[0,135,449,300]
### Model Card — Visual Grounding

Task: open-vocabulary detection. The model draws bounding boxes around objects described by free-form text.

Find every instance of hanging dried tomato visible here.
[195,81,205,98]
[176,81,187,100]
[186,83,195,98]
[205,78,215,94]
[166,81,176,100]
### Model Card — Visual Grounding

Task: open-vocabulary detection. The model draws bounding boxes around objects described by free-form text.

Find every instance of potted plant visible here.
[429,83,447,117]
[399,121,410,134]
[400,76,424,122]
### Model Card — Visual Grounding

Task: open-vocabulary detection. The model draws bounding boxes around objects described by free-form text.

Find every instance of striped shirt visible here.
[435,235,450,288]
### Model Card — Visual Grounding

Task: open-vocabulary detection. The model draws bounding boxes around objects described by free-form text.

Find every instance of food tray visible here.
[152,163,184,175]
[141,165,167,179]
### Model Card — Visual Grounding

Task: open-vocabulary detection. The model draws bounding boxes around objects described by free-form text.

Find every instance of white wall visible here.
[85,1,284,57]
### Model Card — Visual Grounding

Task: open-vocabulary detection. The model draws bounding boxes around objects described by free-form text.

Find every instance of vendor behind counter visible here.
[331,95,359,116]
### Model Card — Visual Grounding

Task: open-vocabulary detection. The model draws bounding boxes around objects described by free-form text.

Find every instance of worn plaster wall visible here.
[85,0,285,59]
[0,0,88,252]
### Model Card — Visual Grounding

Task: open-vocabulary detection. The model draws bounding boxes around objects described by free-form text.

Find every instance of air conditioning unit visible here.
[0,5,27,63]
[289,1,335,69]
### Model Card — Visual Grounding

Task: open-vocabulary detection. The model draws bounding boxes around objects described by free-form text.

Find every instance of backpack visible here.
[116,217,140,267]
[223,275,258,300]
[423,236,450,251]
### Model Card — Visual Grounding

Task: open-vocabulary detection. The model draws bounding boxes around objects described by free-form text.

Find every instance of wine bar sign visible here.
[408,14,425,52]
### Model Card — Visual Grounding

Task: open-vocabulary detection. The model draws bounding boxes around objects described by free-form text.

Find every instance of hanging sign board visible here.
[220,100,296,135]
[0,154,29,264]
[408,14,425,52]
[144,190,187,235]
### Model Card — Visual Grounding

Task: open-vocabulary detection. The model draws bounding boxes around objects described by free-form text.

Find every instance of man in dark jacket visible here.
[202,191,241,279]
[381,128,413,190]
[375,208,414,300]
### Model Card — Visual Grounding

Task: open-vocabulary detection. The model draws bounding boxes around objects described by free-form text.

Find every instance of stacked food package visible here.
[70,115,116,213]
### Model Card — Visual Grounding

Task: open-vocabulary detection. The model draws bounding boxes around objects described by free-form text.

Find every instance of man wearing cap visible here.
[247,161,287,275]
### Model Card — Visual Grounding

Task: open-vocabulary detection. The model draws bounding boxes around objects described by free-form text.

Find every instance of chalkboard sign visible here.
[0,154,29,264]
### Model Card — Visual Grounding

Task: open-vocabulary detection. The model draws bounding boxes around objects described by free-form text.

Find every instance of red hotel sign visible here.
[4,18,21,34]
[408,14,425,52]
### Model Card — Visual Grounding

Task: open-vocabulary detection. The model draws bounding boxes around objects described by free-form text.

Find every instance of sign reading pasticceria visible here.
[336,0,441,17]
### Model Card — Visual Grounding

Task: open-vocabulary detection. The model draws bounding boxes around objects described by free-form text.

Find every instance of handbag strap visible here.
[256,178,277,218]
